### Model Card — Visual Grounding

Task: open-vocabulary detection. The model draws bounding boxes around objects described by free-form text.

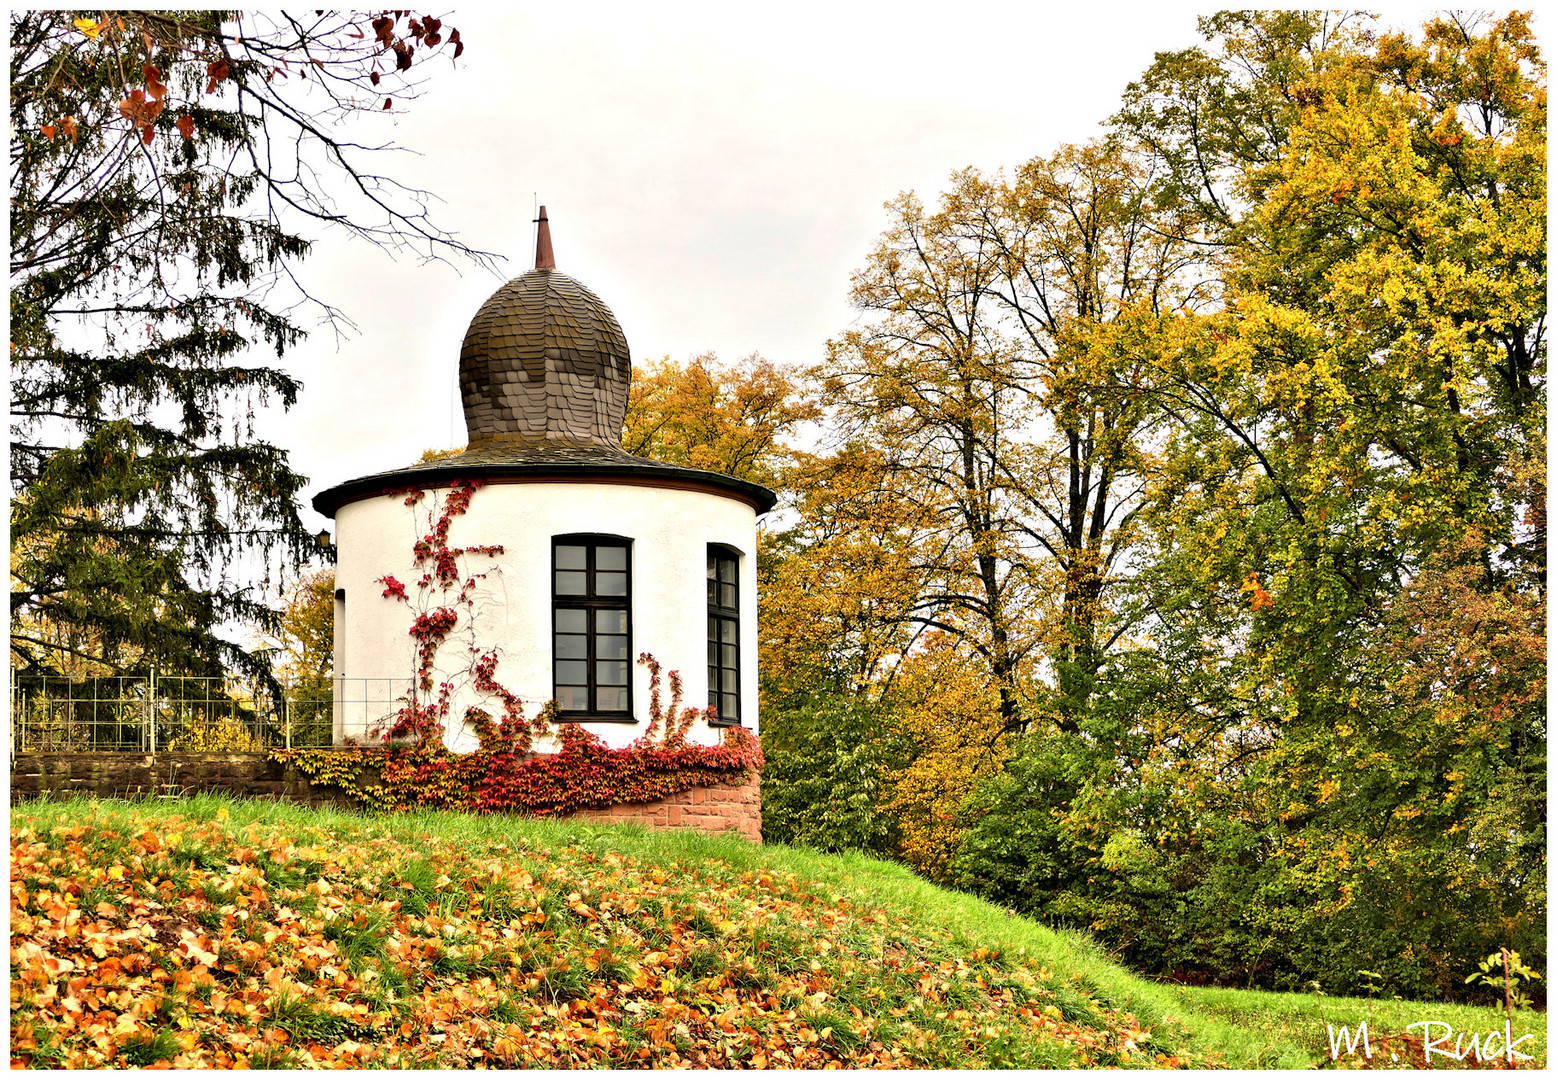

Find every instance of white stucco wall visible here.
[330,479,759,753]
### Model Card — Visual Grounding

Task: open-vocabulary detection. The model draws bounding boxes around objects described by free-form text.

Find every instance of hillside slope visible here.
[9,797,1541,1069]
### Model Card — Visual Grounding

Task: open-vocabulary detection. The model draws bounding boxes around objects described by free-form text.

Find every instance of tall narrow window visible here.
[707,546,740,725]
[553,536,632,721]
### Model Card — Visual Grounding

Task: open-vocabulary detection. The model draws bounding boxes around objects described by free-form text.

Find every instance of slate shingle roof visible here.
[458,269,630,448]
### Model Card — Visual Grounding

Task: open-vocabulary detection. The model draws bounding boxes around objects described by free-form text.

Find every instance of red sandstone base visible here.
[566,775,762,842]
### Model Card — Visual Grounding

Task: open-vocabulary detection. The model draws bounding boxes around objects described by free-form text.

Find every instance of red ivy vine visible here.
[277,480,761,816]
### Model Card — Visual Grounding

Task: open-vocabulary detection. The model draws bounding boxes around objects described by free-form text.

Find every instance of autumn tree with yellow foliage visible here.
[946,10,1545,1001]
[747,10,1545,1003]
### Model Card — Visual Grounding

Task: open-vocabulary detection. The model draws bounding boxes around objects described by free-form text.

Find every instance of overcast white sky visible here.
[273,2,1466,537]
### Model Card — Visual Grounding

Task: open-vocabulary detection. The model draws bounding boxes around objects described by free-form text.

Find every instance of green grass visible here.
[1158,983,1547,1069]
[11,793,1545,1069]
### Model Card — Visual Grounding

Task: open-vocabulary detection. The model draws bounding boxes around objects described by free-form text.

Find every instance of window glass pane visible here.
[720,582,737,609]
[708,666,719,699]
[555,541,634,716]
[722,693,739,721]
[707,641,717,665]
[707,556,718,580]
[721,644,738,668]
[720,619,737,644]
[708,576,718,606]
[719,556,737,584]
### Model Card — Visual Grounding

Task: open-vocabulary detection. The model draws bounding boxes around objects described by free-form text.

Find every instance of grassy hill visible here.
[9,796,1545,1069]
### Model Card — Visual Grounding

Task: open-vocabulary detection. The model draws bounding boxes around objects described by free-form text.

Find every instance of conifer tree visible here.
[10,11,481,683]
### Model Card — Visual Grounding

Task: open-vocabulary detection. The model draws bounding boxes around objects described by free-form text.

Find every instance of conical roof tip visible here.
[534,205,555,270]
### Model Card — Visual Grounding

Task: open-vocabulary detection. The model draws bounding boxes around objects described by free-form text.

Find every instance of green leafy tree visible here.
[946,11,1543,1002]
[10,11,479,684]
[758,692,907,856]
[1090,9,1546,999]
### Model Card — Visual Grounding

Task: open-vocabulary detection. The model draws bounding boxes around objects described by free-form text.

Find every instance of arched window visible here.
[553,535,633,721]
[707,545,741,725]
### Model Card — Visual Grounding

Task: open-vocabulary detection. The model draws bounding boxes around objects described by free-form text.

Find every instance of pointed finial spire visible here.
[534,205,555,270]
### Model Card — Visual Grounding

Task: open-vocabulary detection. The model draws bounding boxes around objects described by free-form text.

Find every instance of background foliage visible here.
[748,10,1544,1005]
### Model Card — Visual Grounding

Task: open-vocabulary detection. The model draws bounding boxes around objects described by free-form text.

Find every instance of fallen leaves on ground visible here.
[10,805,1209,1068]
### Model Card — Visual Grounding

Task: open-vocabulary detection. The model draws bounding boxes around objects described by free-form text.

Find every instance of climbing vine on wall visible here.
[274,480,760,815]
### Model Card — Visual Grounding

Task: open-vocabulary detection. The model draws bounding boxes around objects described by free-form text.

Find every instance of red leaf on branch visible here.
[118,89,164,140]
[176,114,194,139]
[142,64,168,100]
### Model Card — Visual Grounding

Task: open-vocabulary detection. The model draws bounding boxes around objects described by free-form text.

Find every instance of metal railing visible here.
[8,672,409,754]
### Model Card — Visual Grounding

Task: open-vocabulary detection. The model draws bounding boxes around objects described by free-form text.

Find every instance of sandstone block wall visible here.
[566,775,762,842]
[8,753,763,842]
[7,752,354,809]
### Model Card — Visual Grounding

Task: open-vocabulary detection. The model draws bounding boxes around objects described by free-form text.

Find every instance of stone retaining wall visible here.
[566,775,762,842]
[8,752,352,809]
[8,753,762,841]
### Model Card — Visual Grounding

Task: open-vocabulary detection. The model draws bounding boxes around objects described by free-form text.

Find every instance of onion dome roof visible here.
[311,206,776,519]
[458,207,630,450]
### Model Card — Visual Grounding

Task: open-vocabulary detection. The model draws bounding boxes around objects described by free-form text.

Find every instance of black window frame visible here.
[552,534,635,723]
[707,544,742,727]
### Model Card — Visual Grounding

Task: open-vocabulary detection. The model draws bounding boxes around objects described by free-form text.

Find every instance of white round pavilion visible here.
[312,209,776,753]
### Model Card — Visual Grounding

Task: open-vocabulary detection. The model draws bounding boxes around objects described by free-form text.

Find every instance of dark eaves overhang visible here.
[311,442,778,519]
